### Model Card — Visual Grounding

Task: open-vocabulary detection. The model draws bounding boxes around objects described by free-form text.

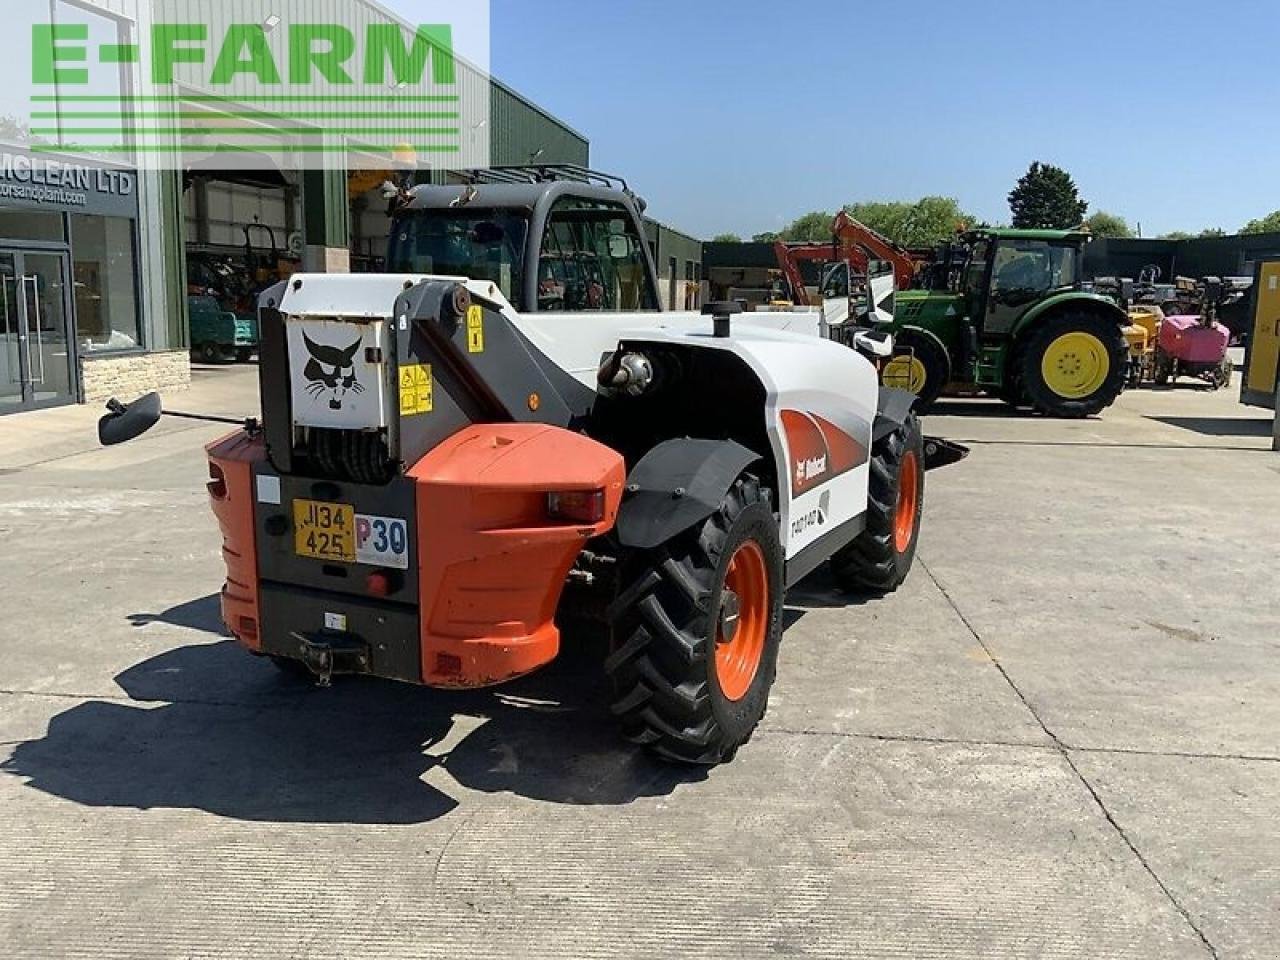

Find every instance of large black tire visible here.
[1018,312,1127,418]
[830,412,924,594]
[606,475,783,765]
[882,328,950,414]
[197,342,223,364]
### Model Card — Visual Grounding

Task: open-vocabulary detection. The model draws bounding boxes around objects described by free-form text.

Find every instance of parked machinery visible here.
[876,229,1129,416]
[1154,278,1238,389]
[100,166,968,767]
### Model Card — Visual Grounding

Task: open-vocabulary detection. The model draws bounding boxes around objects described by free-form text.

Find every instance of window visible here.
[71,215,140,352]
[385,210,528,304]
[992,240,1079,302]
[965,240,990,297]
[0,211,65,244]
[538,199,656,312]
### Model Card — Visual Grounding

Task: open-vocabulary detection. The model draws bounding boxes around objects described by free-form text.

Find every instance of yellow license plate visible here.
[294,499,356,563]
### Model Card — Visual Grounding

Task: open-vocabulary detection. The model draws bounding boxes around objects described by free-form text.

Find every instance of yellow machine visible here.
[1241,259,1280,410]
[1123,304,1163,386]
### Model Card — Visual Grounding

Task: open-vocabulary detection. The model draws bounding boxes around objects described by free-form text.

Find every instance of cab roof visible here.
[400,181,645,215]
[964,227,1092,243]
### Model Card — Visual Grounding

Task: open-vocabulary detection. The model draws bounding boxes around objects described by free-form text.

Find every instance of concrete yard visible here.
[1,356,1276,959]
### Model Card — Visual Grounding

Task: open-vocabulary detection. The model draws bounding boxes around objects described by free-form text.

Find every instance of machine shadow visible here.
[1147,415,1274,438]
[926,399,1033,419]
[2,634,703,826]
[127,593,227,634]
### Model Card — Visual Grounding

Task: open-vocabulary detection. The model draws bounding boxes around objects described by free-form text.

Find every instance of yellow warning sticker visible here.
[399,363,433,416]
[466,305,485,354]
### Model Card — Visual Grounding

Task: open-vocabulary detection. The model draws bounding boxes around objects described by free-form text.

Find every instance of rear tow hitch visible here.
[290,632,372,687]
[923,437,970,471]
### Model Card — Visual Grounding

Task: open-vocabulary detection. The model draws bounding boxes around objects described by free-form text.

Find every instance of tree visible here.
[1008,162,1088,229]
[1199,227,1227,238]
[1241,211,1280,235]
[1160,231,1193,241]
[843,196,973,248]
[1084,211,1133,239]
[779,211,834,242]
[751,231,780,243]
[710,232,743,243]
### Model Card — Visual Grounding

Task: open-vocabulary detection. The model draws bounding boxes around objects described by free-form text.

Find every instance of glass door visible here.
[0,255,23,413]
[20,253,76,408]
[0,251,77,413]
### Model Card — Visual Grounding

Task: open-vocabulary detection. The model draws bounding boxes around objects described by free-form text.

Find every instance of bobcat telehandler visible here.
[101,166,966,765]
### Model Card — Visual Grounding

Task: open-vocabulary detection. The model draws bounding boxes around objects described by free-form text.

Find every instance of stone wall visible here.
[80,350,191,404]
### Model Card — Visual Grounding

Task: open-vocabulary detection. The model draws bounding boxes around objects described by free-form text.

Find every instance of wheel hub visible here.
[714,541,769,702]
[1041,331,1110,399]
[718,590,741,644]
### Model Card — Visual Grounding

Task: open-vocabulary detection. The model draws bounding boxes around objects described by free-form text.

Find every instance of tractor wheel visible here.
[1018,312,1127,418]
[881,329,950,414]
[606,475,783,765]
[830,412,924,594]
[198,342,223,364]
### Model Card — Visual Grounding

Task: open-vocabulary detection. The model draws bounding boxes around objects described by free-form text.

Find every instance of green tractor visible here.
[879,229,1129,417]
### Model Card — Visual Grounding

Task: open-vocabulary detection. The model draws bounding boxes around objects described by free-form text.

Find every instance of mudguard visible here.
[616,439,761,550]
[873,386,970,471]
[873,387,918,443]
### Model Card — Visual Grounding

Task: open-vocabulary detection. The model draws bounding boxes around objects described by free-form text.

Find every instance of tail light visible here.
[207,462,228,500]
[547,489,606,524]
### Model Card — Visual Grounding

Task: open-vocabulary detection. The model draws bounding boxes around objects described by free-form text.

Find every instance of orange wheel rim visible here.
[894,451,920,553]
[715,541,769,702]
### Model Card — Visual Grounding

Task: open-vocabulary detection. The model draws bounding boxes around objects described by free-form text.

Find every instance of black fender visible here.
[873,387,918,443]
[874,386,969,471]
[616,439,761,550]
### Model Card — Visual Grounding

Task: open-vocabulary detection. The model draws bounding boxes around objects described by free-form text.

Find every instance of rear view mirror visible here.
[853,329,894,358]
[608,235,635,259]
[99,392,163,446]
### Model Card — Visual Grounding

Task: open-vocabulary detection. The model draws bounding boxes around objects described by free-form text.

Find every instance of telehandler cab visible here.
[102,166,966,765]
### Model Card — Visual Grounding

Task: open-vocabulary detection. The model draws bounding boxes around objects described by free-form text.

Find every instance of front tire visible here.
[1018,312,1127,417]
[882,328,950,414]
[606,476,783,765]
[831,412,924,594]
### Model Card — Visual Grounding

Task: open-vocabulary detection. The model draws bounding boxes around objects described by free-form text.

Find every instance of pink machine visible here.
[1155,312,1233,389]
[1159,315,1230,364]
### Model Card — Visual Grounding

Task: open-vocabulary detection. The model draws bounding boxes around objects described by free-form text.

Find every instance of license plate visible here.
[293,500,410,570]
[294,499,356,563]
[355,514,410,570]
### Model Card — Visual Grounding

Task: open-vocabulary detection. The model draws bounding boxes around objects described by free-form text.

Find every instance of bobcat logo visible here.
[302,333,365,410]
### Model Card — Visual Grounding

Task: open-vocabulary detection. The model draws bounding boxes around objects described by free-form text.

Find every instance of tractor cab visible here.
[384,166,662,315]
[961,229,1088,337]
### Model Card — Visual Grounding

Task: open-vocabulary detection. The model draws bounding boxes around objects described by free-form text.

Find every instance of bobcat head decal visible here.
[302,333,365,410]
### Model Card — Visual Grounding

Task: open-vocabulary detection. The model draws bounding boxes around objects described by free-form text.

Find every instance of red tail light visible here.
[207,462,228,500]
[547,489,606,524]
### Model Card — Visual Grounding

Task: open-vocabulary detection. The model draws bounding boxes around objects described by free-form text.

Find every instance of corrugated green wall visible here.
[490,83,589,167]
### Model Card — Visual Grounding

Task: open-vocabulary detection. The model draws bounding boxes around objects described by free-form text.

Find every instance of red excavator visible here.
[774,212,925,306]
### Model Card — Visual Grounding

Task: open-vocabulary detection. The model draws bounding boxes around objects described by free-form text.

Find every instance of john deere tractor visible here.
[880,229,1129,417]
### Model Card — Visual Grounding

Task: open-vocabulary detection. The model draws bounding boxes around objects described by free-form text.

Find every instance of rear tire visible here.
[882,328,950,414]
[1018,312,1127,418]
[830,412,924,594]
[606,476,783,766]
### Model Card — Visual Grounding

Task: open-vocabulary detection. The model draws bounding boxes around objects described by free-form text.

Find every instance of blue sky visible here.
[479,0,1280,239]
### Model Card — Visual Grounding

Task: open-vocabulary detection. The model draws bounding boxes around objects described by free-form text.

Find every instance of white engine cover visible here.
[273,274,881,560]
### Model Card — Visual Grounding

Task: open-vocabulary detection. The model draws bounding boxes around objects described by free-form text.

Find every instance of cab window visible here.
[992,240,1079,302]
[537,198,657,312]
